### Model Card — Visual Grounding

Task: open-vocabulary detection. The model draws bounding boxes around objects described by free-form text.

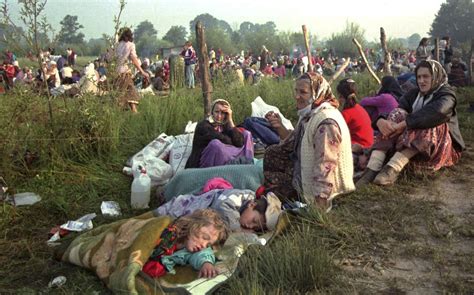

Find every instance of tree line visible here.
[1,0,473,59]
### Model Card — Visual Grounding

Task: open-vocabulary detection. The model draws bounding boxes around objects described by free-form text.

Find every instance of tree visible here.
[326,21,366,58]
[163,25,187,46]
[430,0,474,45]
[133,20,157,42]
[407,33,421,49]
[189,13,232,36]
[57,15,85,45]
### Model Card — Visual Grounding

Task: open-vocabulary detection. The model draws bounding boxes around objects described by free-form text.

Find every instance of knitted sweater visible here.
[300,103,355,203]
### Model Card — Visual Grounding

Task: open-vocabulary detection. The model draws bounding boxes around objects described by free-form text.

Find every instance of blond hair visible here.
[173,209,229,246]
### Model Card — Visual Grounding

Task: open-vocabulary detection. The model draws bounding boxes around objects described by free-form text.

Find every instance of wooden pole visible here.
[328,57,351,85]
[302,25,313,72]
[352,38,381,84]
[380,27,392,76]
[434,37,439,62]
[195,21,213,117]
[470,38,474,86]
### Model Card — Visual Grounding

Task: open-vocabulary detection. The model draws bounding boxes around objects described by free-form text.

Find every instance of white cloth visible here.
[250,96,294,130]
[115,41,138,74]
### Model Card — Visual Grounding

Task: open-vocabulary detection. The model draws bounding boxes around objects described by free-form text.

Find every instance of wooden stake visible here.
[470,38,474,85]
[302,25,313,72]
[434,37,439,62]
[195,21,213,117]
[352,38,381,84]
[380,27,392,76]
[328,57,351,85]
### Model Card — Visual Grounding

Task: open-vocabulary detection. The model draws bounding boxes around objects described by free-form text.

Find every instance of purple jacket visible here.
[360,93,399,122]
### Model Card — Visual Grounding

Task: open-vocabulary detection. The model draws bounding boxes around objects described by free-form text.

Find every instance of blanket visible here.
[164,163,264,201]
[56,211,295,294]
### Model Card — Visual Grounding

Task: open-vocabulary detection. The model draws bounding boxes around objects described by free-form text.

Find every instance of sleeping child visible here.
[153,189,282,232]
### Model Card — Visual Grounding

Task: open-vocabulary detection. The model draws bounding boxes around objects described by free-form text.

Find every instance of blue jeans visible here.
[185,64,195,88]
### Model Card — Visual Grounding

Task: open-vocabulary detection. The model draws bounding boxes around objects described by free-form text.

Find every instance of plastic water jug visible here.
[131,166,151,209]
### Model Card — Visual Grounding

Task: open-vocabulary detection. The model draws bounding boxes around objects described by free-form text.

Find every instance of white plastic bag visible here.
[250,96,294,130]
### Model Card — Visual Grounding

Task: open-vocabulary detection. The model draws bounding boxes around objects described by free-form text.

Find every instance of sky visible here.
[7,0,446,41]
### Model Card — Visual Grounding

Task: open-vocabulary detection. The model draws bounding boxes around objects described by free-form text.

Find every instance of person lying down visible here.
[153,189,282,233]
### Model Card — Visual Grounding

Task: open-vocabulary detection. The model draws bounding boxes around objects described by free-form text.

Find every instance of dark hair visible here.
[419,37,429,46]
[119,27,133,42]
[414,60,432,77]
[240,198,267,215]
[336,78,357,109]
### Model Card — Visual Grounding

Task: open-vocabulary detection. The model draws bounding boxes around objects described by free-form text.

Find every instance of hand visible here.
[388,121,406,138]
[265,111,283,129]
[376,119,396,138]
[199,262,218,278]
[141,71,150,80]
[222,106,234,127]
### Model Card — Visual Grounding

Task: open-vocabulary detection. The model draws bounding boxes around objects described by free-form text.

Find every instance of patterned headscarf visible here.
[297,72,339,108]
[415,60,448,96]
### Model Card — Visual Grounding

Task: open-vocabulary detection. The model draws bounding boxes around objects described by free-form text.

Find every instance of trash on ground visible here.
[48,276,67,288]
[101,201,121,217]
[60,213,96,232]
[6,192,41,206]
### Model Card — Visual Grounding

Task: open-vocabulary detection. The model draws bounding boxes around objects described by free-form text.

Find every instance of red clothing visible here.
[142,243,177,278]
[341,104,374,148]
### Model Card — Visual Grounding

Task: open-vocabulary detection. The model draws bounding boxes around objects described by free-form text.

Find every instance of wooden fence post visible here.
[302,25,313,72]
[328,58,351,85]
[352,38,381,84]
[380,27,392,76]
[195,21,213,117]
[434,37,439,62]
[470,38,474,86]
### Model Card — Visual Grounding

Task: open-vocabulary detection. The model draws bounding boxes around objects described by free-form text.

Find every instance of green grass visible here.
[1,74,473,293]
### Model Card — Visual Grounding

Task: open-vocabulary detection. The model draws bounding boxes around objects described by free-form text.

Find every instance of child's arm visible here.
[188,247,219,278]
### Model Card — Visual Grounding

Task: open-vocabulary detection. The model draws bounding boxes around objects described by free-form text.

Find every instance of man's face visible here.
[294,79,313,110]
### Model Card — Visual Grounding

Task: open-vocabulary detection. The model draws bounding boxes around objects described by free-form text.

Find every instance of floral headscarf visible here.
[415,60,448,96]
[298,72,339,108]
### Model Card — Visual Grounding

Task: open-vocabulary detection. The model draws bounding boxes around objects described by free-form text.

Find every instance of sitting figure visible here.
[185,99,254,168]
[263,72,355,211]
[336,78,374,171]
[154,188,282,232]
[359,76,403,123]
[357,60,465,186]
[143,209,229,278]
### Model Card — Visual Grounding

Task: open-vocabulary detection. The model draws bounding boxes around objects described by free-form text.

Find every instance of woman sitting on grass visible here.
[143,209,229,279]
[336,78,374,171]
[357,60,465,186]
[185,99,254,169]
[359,76,403,123]
[263,72,355,211]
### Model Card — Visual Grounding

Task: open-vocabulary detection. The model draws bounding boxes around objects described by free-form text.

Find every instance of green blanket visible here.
[164,164,264,201]
[56,211,293,294]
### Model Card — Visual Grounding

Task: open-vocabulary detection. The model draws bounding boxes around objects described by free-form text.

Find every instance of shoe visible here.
[355,168,379,187]
[373,165,399,186]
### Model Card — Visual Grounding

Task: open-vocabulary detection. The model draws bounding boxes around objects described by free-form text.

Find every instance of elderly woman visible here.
[185,99,254,169]
[357,60,464,186]
[114,27,149,113]
[263,72,355,211]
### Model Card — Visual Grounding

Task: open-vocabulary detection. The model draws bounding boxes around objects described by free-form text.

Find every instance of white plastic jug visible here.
[131,166,151,209]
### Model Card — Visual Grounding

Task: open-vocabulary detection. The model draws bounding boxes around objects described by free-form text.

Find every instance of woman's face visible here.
[239,201,266,231]
[294,79,313,110]
[185,224,219,253]
[416,67,432,94]
[212,103,228,123]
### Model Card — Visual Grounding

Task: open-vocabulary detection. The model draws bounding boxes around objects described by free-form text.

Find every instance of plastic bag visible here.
[169,133,194,175]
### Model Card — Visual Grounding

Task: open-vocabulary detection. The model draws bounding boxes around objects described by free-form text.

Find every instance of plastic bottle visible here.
[131,166,151,209]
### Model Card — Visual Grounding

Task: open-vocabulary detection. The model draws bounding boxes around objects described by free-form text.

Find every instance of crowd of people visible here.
[4,30,468,282]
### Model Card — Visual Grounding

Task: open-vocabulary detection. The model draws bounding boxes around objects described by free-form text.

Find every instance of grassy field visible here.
[0,74,473,294]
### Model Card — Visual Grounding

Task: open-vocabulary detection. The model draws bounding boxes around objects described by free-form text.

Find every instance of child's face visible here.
[185,224,219,253]
[240,201,266,231]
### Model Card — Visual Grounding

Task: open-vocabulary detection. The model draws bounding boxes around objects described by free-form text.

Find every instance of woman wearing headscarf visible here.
[263,72,355,211]
[359,76,403,123]
[357,60,465,186]
[114,27,150,113]
[185,99,254,169]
